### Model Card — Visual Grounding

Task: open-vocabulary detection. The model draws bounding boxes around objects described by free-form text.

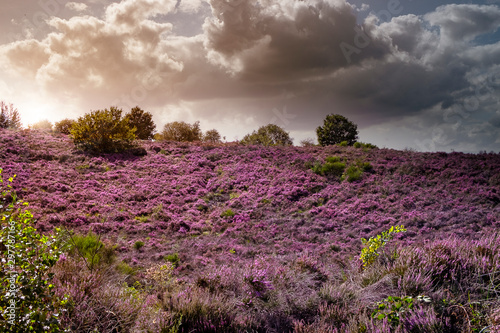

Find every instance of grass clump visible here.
[220,209,235,218]
[312,156,346,177]
[165,253,180,267]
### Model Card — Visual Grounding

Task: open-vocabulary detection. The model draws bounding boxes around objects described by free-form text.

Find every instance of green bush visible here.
[337,141,349,147]
[124,106,156,140]
[161,121,202,142]
[54,119,75,135]
[359,225,407,268]
[316,114,358,146]
[0,170,67,332]
[342,165,363,182]
[312,156,346,177]
[134,241,145,250]
[65,231,115,271]
[71,107,136,153]
[203,129,222,143]
[354,142,378,149]
[241,124,293,146]
[220,209,235,218]
[165,253,180,268]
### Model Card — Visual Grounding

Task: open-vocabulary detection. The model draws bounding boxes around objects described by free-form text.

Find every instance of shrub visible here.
[354,141,378,149]
[65,231,115,271]
[0,170,67,332]
[124,106,156,140]
[241,124,293,146]
[0,101,21,129]
[316,114,358,146]
[220,209,235,218]
[160,121,202,142]
[54,119,75,135]
[71,107,136,153]
[312,156,346,177]
[300,138,316,147]
[203,129,222,143]
[342,165,363,182]
[165,253,180,267]
[134,241,144,250]
[359,225,407,268]
[30,119,53,131]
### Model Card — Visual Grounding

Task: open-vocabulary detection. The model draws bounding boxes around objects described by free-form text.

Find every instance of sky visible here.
[1,0,500,152]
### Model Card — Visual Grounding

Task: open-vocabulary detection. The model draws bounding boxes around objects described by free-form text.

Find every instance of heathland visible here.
[1,128,499,332]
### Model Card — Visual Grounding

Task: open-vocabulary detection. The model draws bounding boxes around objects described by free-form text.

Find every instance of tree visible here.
[241,124,293,146]
[203,129,222,143]
[161,121,202,142]
[30,119,53,131]
[316,114,358,146]
[54,119,76,134]
[0,101,21,129]
[124,106,156,140]
[71,107,136,153]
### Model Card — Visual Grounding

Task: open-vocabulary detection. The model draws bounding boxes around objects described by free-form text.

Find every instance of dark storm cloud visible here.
[204,0,391,80]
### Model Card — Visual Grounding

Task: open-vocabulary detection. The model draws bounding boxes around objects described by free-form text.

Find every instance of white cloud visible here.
[66,2,89,12]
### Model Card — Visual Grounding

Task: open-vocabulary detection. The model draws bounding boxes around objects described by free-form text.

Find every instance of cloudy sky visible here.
[1,0,500,152]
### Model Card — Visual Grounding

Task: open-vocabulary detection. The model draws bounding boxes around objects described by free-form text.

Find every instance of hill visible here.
[1,128,499,332]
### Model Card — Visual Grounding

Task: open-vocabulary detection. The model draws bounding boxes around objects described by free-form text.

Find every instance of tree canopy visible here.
[241,124,293,146]
[316,114,358,146]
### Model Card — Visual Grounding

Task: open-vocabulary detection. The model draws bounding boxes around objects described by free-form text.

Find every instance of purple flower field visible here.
[1,128,499,332]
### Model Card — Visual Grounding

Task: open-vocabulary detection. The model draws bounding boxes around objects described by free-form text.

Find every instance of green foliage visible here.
[220,209,235,218]
[65,231,115,271]
[354,142,378,149]
[337,141,349,147]
[124,106,156,140]
[134,241,145,250]
[161,121,202,142]
[316,114,358,146]
[203,129,222,143]
[0,170,67,332]
[372,295,431,326]
[312,156,346,177]
[360,225,407,268]
[71,107,136,153]
[0,102,21,129]
[165,253,180,267]
[54,119,75,135]
[30,119,53,131]
[116,261,136,276]
[342,165,363,182]
[241,124,293,146]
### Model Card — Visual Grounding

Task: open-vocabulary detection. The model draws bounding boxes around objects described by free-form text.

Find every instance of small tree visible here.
[0,102,21,129]
[0,170,67,332]
[30,119,53,131]
[71,107,136,153]
[124,106,156,140]
[161,121,202,142]
[203,129,222,143]
[241,124,293,146]
[316,114,358,146]
[54,119,75,135]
